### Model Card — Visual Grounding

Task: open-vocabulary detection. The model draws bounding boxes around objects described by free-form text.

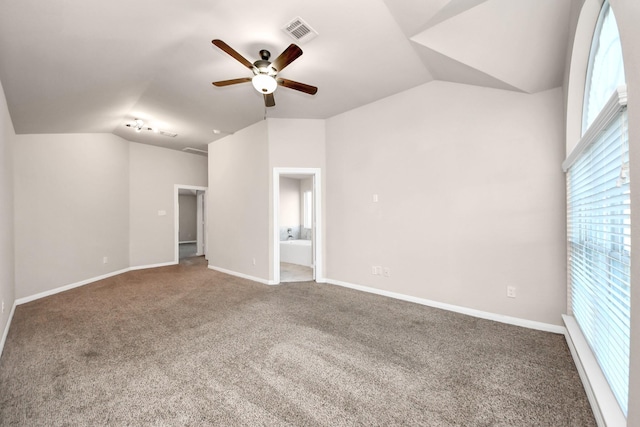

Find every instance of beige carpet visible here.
[0,256,595,426]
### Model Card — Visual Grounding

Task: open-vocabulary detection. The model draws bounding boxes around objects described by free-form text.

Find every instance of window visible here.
[582,2,626,134]
[303,191,312,229]
[565,1,630,417]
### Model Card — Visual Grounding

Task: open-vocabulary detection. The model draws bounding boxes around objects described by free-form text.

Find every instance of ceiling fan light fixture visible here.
[252,74,277,94]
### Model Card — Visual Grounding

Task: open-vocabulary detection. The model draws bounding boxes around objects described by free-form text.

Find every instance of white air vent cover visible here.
[282,17,318,44]
[159,130,177,137]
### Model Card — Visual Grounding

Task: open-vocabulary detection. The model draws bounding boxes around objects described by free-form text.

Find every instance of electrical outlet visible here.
[383,267,391,277]
[507,286,516,298]
[103,256,108,264]
[252,258,256,266]
[372,266,377,275]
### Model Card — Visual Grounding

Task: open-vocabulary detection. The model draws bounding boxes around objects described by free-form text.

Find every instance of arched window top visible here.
[583,1,625,134]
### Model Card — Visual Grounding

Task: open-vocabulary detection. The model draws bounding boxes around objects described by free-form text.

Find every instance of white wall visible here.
[129,143,207,267]
[208,121,270,279]
[207,118,326,282]
[11,135,207,299]
[279,177,300,227]
[268,118,326,280]
[178,194,197,242]
[0,79,15,347]
[13,133,130,299]
[267,119,326,169]
[326,81,566,326]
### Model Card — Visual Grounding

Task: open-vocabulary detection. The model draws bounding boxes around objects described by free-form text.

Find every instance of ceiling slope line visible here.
[417,0,490,33]
[409,43,527,93]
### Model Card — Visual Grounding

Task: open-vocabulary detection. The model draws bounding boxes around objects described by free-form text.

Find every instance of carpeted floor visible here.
[0,256,595,426]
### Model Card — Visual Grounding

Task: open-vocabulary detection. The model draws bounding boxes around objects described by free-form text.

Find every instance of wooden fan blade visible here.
[271,44,303,72]
[277,78,318,95]
[212,39,254,69]
[264,93,275,107]
[212,77,252,87]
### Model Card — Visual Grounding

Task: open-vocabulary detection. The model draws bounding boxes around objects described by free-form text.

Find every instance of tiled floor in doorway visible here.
[179,242,197,259]
[280,262,313,282]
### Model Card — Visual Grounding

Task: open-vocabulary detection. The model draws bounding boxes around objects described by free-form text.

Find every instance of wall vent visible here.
[182,147,208,156]
[282,17,318,44]
[159,130,178,137]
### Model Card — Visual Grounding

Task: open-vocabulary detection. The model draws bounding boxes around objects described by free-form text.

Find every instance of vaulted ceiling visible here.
[0,0,571,154]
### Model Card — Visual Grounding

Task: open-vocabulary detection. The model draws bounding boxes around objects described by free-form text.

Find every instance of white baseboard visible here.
[0,300,17,359]
[563,315,625,427]
[324,278,566,334]
[16,262,178,306]
[207,265,277,285]
[129,261,177,271]
[15,268,131,305]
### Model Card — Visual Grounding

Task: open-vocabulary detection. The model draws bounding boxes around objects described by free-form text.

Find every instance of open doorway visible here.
[175,185,207,262]
[273,168,322,284]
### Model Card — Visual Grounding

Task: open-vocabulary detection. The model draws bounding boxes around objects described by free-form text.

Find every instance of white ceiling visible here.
[0,0,571,155]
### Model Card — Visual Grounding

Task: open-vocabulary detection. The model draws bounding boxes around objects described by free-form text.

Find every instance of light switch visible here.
[158,210,167,216]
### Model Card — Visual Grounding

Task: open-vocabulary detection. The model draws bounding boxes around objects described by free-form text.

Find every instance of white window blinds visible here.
[567,102,630,416]
[565,1,630,416]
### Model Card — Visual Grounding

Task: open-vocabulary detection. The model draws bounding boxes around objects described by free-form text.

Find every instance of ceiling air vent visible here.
[282,17,318,44]
[159,130,177,137]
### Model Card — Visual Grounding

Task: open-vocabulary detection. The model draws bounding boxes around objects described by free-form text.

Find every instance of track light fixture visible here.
[126,119,152,132]
[125,119,176,137]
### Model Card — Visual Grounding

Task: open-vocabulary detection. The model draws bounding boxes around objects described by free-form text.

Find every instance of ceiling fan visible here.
[211,39,318,107]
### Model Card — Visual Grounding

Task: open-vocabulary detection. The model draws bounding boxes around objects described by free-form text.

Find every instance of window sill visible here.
[563,314,626,427]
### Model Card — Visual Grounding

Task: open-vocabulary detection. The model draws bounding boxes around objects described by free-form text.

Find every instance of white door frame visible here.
[196,190,205,256]
[174,184,208,263]
[273,168,323,284]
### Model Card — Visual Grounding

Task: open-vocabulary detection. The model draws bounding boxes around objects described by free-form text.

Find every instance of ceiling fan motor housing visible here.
[253,59,275,75]
[259,49,271,61]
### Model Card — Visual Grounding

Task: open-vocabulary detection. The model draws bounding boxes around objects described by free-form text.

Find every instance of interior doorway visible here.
[175,185,207,262]
[273,168,322,284]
